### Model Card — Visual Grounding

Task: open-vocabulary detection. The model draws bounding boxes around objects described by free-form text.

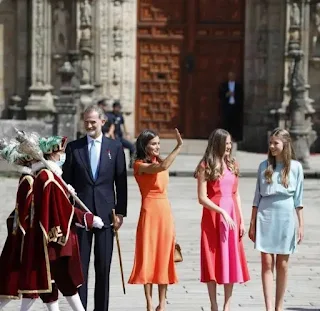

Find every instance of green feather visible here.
[38,136,63,154]
[0,143,31,164]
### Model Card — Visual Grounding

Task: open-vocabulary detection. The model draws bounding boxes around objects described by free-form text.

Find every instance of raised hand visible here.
[174,128,183,147]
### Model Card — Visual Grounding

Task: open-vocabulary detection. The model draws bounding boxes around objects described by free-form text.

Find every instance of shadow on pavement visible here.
[286,308,320,311]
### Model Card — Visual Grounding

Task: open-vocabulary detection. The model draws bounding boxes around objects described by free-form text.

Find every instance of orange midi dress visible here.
[128,160,178,285]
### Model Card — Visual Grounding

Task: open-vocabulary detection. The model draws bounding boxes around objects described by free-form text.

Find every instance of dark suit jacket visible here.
[62,136,128,226]
[219,81,243,110]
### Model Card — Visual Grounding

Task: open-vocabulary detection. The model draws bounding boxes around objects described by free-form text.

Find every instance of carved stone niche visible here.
[51,0,75,94]
[310,1,320,62]
[80,47,94,85]
[79,0,93,49]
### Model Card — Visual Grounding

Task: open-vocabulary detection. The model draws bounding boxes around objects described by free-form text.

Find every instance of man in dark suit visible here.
[219,71,244,141]
[62,104,128,311]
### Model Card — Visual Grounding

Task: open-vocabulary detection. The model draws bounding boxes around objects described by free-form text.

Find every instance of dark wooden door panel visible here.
[136,0,187,137]
[137,40,183,136]
[184,0,245,138]
[197,0,244,22]
[190,41,243,138]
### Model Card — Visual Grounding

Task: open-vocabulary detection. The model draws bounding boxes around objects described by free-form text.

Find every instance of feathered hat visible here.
[38,136,68,155]
[0,139,34,166]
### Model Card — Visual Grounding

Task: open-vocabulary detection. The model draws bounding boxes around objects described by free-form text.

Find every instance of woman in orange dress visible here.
[128,128,183,311]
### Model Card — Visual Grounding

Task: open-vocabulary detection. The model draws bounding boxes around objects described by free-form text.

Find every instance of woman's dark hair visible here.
[135,129,161,163]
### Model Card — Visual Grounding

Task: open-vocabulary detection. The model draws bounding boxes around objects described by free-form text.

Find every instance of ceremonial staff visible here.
[15,129,92,214]
[112,209,126,294]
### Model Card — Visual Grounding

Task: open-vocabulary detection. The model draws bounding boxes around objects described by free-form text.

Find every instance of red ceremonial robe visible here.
[18,168,93,294]
[0,174,35,299]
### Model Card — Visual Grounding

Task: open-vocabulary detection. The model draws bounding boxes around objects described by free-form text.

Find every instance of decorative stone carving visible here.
[55,61,77,140]
[34,0,46,86]
[290,2,301,27]
[79,0,93,48]
[96,0,136,116]
[311,2,320,58]
[98,0,110,94]
[80,0,92,27]
[52,0,70,55]
[76,0,95,136]
[80,51,92,84]
[81,28,92,41]
[26,0,55,122]
[109,1,123,99]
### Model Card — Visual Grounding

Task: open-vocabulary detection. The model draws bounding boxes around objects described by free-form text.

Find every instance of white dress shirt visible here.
[228,81,235,104]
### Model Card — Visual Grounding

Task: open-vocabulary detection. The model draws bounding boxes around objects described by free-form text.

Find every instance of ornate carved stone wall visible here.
[309,0,320,150]
[26,0,56,122]
[0,0,21,117]
[243,0,286,152]
[95,0,137,134]
[51,0,75,93]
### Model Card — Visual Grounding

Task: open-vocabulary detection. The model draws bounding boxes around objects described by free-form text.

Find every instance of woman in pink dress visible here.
[194,129,250,311]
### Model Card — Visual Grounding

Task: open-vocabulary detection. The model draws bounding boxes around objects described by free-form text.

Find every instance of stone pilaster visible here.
[54,62,77,140]
[286,0,316,168]
[95,0,109,98]
[16,0,29,100]
[95,0,137,134]
[26,0,55,122]
[280,1,314,113]
[7,0,29,120]
[77,0,95,103]
[243,0,286,152]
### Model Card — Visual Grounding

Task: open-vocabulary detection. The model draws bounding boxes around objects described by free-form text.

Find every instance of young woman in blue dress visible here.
[248,128,304,311]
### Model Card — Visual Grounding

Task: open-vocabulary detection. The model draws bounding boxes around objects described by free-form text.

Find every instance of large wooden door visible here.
[136,0,187,138]
[136,0,245,138]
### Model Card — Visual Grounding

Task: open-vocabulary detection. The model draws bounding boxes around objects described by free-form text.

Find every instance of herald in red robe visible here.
[18,168,93,294]
[0,174,35,299]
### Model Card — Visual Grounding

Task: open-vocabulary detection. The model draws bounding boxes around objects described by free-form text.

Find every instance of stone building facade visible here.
[0,0,319,152]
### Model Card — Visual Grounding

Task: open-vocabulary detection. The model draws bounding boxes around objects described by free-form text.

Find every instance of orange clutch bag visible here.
[174,243,183,263]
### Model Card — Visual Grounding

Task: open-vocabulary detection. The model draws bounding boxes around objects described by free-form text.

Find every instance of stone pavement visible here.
[0,176,320,311]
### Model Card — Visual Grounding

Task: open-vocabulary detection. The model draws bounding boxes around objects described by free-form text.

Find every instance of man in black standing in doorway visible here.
[219,71,244,141]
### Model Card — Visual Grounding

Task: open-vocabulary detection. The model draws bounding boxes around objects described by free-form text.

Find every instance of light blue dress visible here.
[253,159,304,254]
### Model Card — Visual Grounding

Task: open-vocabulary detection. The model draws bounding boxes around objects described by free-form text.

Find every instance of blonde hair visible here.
[194,129,239,181]
[265,128,296,188]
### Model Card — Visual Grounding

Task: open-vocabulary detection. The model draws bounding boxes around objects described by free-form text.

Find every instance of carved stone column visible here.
[54,62,77,140]
[243,0,286,152]
[276,1,314,117]
[95,0,137,134]
[286,0,317,168]
[25,0,56,122]
[78,0,95,106]
[75,0,95,136]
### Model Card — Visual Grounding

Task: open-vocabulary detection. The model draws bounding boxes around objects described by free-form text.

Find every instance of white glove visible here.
[93,216,104,229]
[67,184,76,195]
